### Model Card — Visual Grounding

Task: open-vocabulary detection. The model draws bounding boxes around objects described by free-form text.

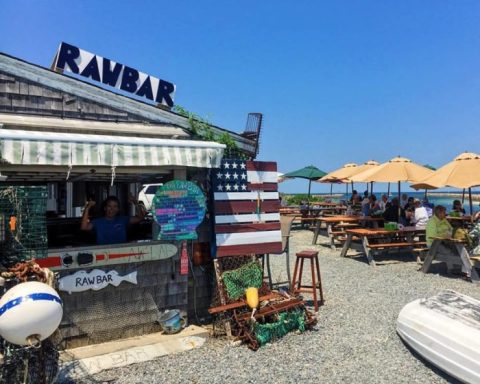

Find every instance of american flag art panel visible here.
[212,159,282,257]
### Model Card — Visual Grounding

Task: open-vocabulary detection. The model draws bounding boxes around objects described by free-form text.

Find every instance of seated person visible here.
[351,193,362,210]
[426,205,453,245]
[382,197,405,223]
[360,191,370,213]
[409,198,429,229]
[81,195,146,245]
[404,196,415,212]
[422,199,434,218]
[369,194,383,216]
[450,199,466,216]
[349,190,359,204]
[426,205,466,275]
[378,194,389,213]
[404,208,414,226]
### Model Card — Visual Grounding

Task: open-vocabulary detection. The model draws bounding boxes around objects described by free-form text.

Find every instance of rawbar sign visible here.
[52,42,176,107]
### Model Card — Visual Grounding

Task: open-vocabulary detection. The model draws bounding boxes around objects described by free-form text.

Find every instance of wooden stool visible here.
[291,250,324,311]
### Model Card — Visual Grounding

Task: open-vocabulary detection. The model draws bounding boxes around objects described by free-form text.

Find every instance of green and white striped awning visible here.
[0,129,225,168]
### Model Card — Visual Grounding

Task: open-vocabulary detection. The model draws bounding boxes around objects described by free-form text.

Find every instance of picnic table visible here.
[339,226,426,266]
[281,206,348,229]
[311,215,383,247]
[421,237,480,283]
[447,215,475,230]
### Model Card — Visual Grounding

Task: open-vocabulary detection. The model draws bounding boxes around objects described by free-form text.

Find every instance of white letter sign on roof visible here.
[52,42,176,107]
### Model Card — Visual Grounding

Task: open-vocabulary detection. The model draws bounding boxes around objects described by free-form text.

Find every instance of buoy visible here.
[245,287,259,309]
[0,281,63,345]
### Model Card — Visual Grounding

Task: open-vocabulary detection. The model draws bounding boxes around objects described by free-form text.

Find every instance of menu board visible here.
[152,180,206,240]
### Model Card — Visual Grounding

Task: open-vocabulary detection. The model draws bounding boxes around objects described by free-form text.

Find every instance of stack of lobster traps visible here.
[208,255,316,350]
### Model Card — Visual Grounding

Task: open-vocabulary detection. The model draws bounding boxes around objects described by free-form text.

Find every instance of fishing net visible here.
[0,186,48,266]
[0,339,59,384]
[221,261,263,301]
[253,309,307,347]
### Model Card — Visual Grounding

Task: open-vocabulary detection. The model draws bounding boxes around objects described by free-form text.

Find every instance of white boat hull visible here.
[397,290,480,384]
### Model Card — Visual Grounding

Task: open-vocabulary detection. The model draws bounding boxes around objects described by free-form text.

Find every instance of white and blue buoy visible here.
[0,281,63,345]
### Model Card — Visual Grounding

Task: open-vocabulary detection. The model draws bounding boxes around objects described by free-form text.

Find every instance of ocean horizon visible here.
[282,191,480,213]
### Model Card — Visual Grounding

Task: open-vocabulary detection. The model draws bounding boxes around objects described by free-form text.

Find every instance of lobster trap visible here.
[209,255,316,350]
[0,186,48,266]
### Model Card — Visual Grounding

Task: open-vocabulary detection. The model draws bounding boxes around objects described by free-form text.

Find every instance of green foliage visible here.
[173,105,243,157]
[283,194,325,205]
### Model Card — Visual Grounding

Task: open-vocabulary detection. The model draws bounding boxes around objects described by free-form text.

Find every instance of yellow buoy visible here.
[245,287,259,309]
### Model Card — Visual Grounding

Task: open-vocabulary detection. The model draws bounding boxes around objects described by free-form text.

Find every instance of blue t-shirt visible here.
[91,216,130,245]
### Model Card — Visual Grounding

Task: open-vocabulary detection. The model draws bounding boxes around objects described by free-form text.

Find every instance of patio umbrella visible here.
[350,156,434,219]
[317,163,358,197]
[318,163,358,183]
[348,160,380,195]
[282,165,327,201]
[411,152,480,214]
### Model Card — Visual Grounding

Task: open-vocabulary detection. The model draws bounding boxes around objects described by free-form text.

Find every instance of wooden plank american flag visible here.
[212,159,282,257]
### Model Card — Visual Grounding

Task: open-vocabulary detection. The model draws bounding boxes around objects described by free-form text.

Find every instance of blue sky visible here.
[1,1,479,194]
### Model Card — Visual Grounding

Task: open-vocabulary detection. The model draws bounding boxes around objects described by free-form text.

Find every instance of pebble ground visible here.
[70,228,479,384]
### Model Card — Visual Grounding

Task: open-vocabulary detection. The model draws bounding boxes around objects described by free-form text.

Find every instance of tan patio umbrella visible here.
[318,163,358,196]
[318,163,358,183]
[350,156,434,219]
[349,160,381,194]
[319,160,381,196]
[411,152,480,214]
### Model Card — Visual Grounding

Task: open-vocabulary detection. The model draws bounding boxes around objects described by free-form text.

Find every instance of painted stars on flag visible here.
[214,159,249,193]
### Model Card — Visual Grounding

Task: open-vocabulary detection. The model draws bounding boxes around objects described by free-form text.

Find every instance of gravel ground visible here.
[71,229,480,384]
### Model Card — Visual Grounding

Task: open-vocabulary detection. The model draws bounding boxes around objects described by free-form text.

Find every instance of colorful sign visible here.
[52,42,176,107]
[58,269,137,294]
[153,180,206,240]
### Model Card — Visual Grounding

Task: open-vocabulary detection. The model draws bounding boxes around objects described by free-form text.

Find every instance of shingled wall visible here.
[57,251,188,349]
[0,70,147,122]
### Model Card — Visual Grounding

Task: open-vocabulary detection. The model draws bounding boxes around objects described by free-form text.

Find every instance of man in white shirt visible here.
[411,198,429,229]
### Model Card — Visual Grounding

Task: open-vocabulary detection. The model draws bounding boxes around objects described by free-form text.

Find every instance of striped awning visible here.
[0,129,225,168]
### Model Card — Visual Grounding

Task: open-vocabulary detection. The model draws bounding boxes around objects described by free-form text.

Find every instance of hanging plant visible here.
[173,105,246,159]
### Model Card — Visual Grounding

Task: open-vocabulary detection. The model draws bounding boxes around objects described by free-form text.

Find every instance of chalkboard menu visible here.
[152,180,206,240]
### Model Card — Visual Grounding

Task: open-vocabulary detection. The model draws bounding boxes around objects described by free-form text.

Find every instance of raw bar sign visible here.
[213,159,282,257]
[52,42,176,107]
[58,269,137,294]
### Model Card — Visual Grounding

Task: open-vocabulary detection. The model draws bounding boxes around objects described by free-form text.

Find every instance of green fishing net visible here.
[221,261,263,301]
[253,309,307,346]
[0,186,48,266]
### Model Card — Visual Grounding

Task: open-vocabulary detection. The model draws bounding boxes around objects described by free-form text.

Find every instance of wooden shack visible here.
[0,49,259,347]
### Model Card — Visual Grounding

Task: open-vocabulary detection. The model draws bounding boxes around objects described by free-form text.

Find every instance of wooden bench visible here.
[367,241,426,250]
[470,255,480,267]
[208,292,283,315]
[413,246,430,263]
[337,235,361,242]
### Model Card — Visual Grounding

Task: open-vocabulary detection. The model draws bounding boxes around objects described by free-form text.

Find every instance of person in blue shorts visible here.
[81,195,146,245]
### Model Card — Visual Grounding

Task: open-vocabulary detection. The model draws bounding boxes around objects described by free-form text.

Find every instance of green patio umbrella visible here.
[282,165,327,201]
